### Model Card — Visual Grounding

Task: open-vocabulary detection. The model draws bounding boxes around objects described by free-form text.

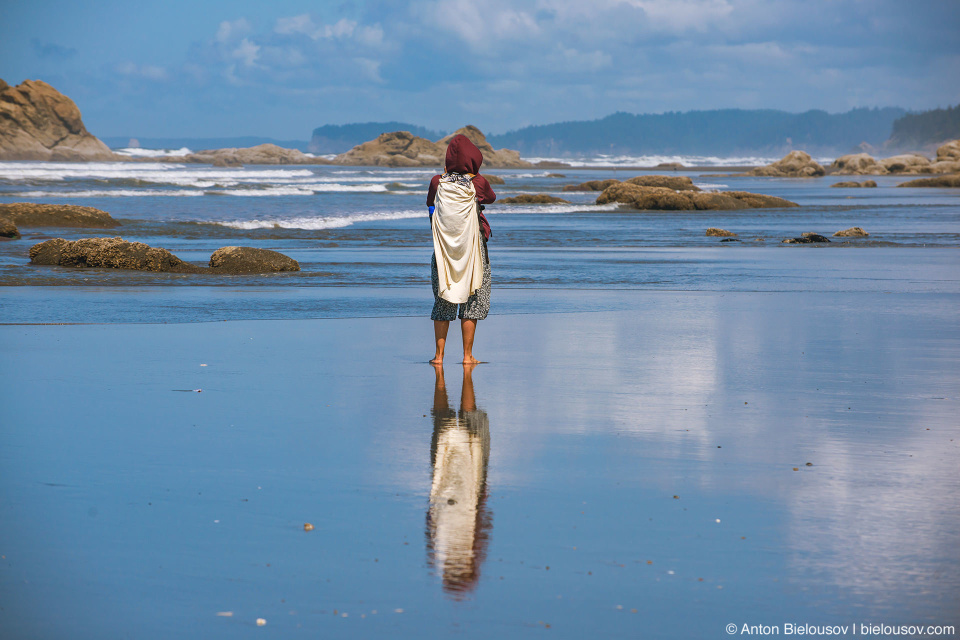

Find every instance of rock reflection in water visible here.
[426,364,492,598]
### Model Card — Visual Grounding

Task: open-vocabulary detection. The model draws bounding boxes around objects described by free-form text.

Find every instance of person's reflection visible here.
[426,364,492,597]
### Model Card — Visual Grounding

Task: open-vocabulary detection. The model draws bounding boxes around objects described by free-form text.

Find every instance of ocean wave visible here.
[113,147,194,158]
[0,163,318,182]
[525,154,829,168]
[494,202,623,214]
[213,209,427,230]
[7,189,204,198]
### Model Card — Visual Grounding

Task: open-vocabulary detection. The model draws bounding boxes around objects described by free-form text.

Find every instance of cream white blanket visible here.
[432,175,484,304]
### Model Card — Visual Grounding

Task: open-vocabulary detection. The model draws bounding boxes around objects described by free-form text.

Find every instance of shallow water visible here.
[1,161,958,637]
[1,292,957,639]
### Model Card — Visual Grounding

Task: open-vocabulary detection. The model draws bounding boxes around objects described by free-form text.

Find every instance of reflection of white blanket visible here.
[432,177,484,304]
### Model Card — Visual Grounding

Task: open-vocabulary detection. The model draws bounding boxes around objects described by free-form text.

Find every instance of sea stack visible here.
[0,78,118,161]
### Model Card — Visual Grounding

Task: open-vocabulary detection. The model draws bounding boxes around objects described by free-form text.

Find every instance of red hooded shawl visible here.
[427,134,496,208]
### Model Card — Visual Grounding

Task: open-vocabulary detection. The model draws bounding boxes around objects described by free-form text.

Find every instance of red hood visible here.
[444,134,483,174]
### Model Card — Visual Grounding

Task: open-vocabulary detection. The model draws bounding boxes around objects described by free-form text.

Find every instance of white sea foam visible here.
[215,209,427,230]
[494,202,623,214]
[113,147,194,158]
[694,182,729,189]
[9,189,205,198]
[526,154,828,168]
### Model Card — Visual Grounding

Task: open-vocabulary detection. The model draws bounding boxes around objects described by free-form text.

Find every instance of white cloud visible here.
[273,14,369,41]
[622,0,734,32]
[217,18,252,43]
[232,38,260,67]
[115,62,169,81]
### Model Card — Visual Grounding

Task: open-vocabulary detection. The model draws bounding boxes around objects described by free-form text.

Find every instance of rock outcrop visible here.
[29,237,202,272]
[484,174,505,184]
[596,183,798,210]
[748,151,825,177]
[0,203,120,227]
[831,180,877,188]
[180,143,329,166]
[208,246,300,273]
[0,79,117,161]
[625,175,699,190]
[831,141,960,175]
[436,126,529,168]
[706,228,737,237]
[499,194,569,204]
[834,227,869,237]
[0,216,20,239]
[897,174,960,188]
[936,140,960,162]
[332,125,530,168]
[29,238,302,274]
[562,179,621,192]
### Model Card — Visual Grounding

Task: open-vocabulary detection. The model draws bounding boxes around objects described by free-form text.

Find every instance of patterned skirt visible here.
[431,241,490,321]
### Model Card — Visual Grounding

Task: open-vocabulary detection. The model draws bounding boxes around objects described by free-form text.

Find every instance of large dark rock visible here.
[897,174,960,188]
[624,175,700,191]
[596,183,798,210]
[0,216,20,239]
[29,237,202,272]
[782,233,831,244]
[0,203,120,228]
[0,79,118,161]
[208,246,300,273]
[749,151,825,177]
[499,194,569,204]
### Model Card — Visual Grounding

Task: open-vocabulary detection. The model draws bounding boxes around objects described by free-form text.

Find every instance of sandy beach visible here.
[1,289,957,639]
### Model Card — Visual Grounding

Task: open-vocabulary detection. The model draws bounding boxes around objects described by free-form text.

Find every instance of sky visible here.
[2,0,958,140]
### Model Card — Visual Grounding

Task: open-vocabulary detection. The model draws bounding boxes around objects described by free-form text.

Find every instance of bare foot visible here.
[429,357,443,365]
[461,356,480,364]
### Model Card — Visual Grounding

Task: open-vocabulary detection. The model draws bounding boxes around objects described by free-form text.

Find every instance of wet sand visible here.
[1,290,958,639]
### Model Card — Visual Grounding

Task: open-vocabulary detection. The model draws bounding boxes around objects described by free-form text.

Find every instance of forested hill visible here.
[309,122,445,154]
[487,108,906,157]
[887,105,960,150]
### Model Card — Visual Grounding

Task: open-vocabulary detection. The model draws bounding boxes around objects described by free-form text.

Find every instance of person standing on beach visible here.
[427,134,496,364]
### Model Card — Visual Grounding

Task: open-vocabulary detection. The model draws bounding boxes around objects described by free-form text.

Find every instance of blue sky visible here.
[2,0,958,140]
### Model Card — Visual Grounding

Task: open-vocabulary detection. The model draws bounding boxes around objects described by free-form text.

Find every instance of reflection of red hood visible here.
[445,134,483,174]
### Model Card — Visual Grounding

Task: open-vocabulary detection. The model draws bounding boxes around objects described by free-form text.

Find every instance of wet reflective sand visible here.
[1,291,958,638]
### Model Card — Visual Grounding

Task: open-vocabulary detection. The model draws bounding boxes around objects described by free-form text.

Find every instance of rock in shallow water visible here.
[706,228,737,237]
[748,151,825,177]
[0,203,120,228]
[208,246,301,273]
[596,184,798,210]
[0,216,20,239]
[499,194,569,204]
[834,227,869,237]
[897,174,960,188]
[782,233,831,244]
[29,237,202,272]
[29,238,300,274]
[831,180,877,188]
